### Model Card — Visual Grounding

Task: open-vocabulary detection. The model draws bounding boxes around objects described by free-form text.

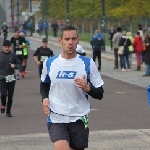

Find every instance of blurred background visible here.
[1,0,150,45]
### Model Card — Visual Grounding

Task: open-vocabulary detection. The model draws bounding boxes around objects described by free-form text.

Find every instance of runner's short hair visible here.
[60,25,78,38]
[14,29,19,33]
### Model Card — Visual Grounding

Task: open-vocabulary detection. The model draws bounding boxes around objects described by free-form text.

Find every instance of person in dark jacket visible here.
[108,25,116,50]
[119,31,132,71]
[112,26,122,69]
[1,22,8,41]
[51,21,59,37]
[90,30,104,71]
[0,40,20,117]
[33,38,53,77]
[142,33,150,76]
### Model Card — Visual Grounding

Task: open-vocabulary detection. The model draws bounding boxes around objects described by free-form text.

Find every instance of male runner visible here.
[41,25,104,150]
[33,38,53,78]
[19,32,30,77]
[10,29,27,79]
[1,22,8,41]
[0,40,20,117]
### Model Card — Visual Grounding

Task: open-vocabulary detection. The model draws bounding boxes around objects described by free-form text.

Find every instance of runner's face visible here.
[3,46,10,53]
[14,31,19,37]
[58,30,79,57]
[42,42,48,47]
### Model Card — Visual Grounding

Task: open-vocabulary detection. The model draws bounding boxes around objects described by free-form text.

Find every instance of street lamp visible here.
[101,0,105,51]
[29,0,33,36]
[44,0,48,40]
[16,0,20,27]
[10,0,14,31]
[66,0,69,24]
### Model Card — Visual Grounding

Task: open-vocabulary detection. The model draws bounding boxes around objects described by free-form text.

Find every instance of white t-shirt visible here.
[76,44,85,54]
[139,30,144,41]
[41,54,104,123]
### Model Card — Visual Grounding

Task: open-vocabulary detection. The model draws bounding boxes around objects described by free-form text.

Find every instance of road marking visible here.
[116,90,145,94]
[0,129,150,149]
[116,91,126,93]
[91,109,97,111]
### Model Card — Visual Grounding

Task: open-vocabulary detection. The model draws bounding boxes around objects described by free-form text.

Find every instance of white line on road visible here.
[0,129,150,150]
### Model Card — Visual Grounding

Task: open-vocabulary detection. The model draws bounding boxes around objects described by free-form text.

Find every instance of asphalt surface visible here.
[0,35,150,150]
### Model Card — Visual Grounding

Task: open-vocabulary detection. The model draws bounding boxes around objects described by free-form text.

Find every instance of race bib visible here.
[16,50,22,55]
[5,74,15,83]
[40,56,48,62]
[82,114,88,129]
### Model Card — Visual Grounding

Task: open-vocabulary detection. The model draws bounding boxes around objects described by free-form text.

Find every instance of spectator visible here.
[133,32,143,71]
[38,22,43,36]
[108,25,116,50]
[90,30,104,71]
[142,33,150,76]
[43,21,49,39]
[51,21,59,37]
[19,26,27,35]
[127,32,134,68]
[119,31,132,71]
[112,27,122,69]
[138,24,144,41]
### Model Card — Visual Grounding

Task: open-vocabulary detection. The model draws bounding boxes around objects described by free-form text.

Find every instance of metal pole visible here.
[29,0,32,12]
[101,0,105,51]
[11,0,13,32]
[45,0,48,40]
[66,0,69,24]
[17,0,19,27]
[29,0,32,36]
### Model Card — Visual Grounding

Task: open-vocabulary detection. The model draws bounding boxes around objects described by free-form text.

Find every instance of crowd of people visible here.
[108,24,150,76]
[36,20,59,38]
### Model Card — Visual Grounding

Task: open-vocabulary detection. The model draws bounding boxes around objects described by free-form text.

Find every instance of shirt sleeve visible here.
[88,59,104,88]
[50,50,53,57]
[10,37,13,44]
[19,37,26,45]
[33,48,39,56]
[23,37,27,43]
[40,59,51,83]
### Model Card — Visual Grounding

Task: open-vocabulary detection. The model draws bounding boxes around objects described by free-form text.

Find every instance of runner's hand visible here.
[19,45,23,48]
[37,61,41,66]
[74,75,90,92]
[42,98,50,115]
[9,63,15,68]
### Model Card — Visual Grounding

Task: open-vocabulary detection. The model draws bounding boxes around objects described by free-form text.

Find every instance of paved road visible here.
[0,34,150,150]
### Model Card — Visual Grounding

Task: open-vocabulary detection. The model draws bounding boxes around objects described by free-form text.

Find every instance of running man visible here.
[19,32,30,77]
[33,38,53,78]
[1,22,8,41]
[0,40,20,117]
[10,29,27,80]
[41,25,104,150]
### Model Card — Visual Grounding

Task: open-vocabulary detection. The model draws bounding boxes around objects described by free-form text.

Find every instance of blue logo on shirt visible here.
[56,71,77,79]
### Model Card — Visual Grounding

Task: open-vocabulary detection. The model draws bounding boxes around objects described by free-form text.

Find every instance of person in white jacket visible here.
[76,44,86,56]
